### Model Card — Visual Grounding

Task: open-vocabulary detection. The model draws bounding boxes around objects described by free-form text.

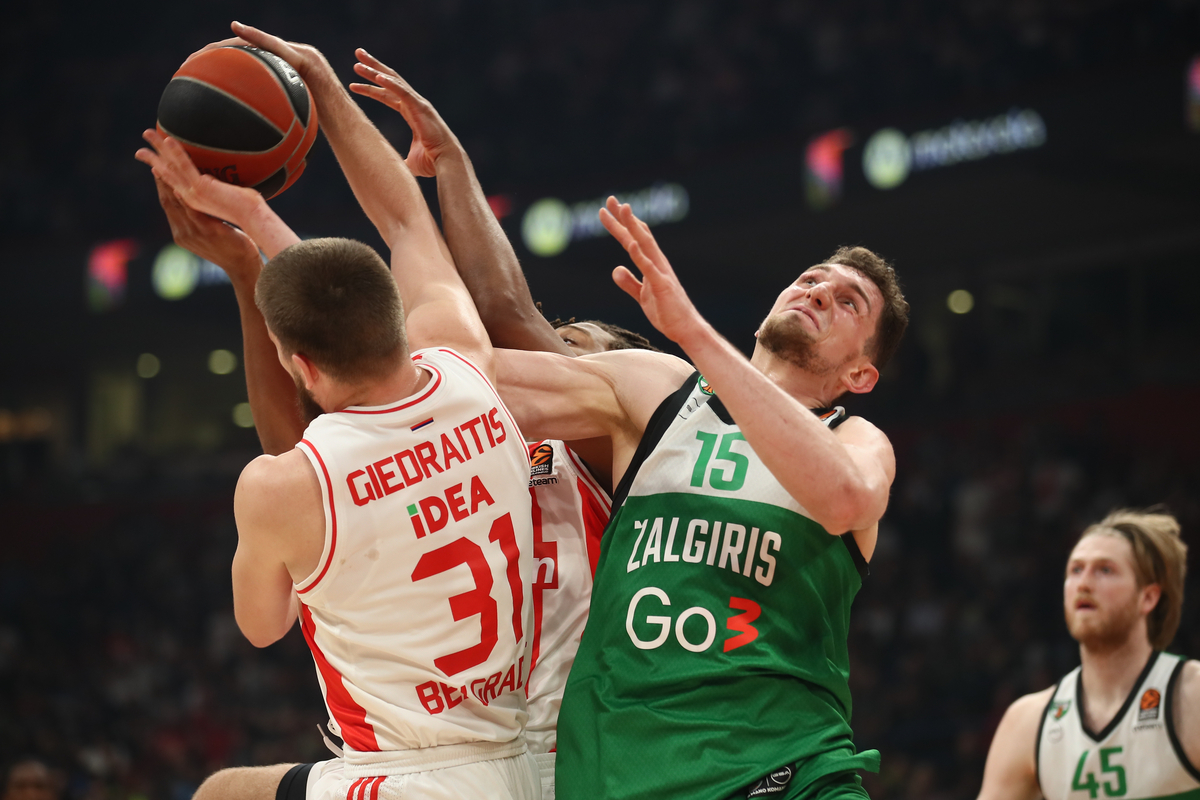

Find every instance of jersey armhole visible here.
[294,439,337,594]
[1166,657,1200,782]
[610,371,699,512]
[1035,680,1062,797]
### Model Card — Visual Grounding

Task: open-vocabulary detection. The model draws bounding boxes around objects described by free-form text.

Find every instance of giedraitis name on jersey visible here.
[342,407,512,538]
[625,515,781,586]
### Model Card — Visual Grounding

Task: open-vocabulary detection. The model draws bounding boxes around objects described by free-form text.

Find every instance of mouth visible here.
[788,305,820,331]
[1074,599,1098,611]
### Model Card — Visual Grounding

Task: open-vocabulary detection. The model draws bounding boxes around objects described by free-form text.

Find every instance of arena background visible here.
[3,2,1200,798]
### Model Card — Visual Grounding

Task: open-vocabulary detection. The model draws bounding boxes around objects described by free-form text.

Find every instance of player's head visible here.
[757,246,908,397]
[1064,509,1188,652]
[2,759,57,800]
[256,238,407,419]
[551,318,660,356]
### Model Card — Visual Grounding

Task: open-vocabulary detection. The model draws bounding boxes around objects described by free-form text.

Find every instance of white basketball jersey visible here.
[524,440,611,754]
[293,348,535,753]
[1037,652,1200,800]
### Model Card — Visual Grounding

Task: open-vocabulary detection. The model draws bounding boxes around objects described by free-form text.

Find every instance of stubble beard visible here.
[757,312,846,377]
[1066,595,1142,654]
[295,381,325,424]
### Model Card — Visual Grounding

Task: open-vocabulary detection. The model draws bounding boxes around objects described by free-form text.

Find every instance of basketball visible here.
[156,46,318,199]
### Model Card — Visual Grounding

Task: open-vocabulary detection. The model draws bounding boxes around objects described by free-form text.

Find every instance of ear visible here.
[1140,583,1162,616]
[840,360,879,395]
[291,352,321,391]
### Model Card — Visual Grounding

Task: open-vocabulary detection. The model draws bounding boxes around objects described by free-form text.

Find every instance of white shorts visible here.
[533,752,555,800]
[295,740,541,800]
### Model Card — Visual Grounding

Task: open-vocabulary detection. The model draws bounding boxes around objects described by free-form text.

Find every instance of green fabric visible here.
[556,486,877,800]
[726,769,869,800]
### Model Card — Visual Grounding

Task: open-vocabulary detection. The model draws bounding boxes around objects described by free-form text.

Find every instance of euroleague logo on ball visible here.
[200,165,241,184]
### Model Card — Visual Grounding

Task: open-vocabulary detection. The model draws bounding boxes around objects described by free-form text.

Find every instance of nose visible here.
[806,281,832,309]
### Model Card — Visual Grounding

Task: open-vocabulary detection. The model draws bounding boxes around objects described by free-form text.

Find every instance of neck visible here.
[749,345,841,408]
[325,359,428,412]
[1078,632,1154,715]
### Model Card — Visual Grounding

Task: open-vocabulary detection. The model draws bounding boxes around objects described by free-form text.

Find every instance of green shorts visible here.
[726,770,869,800]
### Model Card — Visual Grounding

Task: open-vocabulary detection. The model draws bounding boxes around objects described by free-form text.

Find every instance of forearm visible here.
[225,265,306,454]
[436,148,572,355]
[676,321,887,532]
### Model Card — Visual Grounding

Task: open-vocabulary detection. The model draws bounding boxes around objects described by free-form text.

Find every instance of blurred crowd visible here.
[3,401,1196,800]
[4,0,1197,240]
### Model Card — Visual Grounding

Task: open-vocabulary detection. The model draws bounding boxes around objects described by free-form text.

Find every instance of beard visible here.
[295,381,325,424]
[1065,594,1141,653]
[757,312,847,377]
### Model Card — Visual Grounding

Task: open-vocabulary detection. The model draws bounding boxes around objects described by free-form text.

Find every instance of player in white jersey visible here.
[978,510,1200,800]
[137,23,541,800]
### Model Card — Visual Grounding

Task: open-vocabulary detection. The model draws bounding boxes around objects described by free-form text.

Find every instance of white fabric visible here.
[533,752,555,800]
[1038,652,1200,800]
[523,440,611,755]
[295,348,535,752]
[305,740,541,800]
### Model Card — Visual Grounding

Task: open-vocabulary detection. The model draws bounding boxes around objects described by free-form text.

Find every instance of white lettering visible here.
[641,517,663,566]
[663,518,681,562]
[755,531,782,586]
[742,527,760,577]
[627,520,648,572]
[674,607,716,653]
[682,519,708,563]
[718,523,746,573]
[627,587,672,649]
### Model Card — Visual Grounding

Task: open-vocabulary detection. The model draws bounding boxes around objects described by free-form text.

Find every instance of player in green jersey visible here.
[495,199,909,799]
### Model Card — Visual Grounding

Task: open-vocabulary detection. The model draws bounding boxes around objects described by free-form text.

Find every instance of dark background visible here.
[3,2,1200,798]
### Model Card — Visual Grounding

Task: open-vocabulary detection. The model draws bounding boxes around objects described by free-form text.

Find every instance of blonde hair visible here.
[1080,509,1188,650]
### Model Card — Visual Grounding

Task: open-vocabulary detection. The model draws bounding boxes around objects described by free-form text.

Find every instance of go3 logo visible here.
[626,587,761,653]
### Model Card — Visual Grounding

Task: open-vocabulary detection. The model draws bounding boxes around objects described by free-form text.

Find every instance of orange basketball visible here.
[156,46,318,199]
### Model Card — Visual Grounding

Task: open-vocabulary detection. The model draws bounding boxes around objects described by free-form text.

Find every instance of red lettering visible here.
[395,449,423,485]
[469,476,495,513]
[481,414,496,446]
[488,408,507,444]
[499,664,517,695]
[411,512,427,539]
[442,433,466,468]
[415,680,444,714]
[419,496,450,534]
[470,677,488,704]
[454,427,474,460]
[440,682,465,709]
[461,417,486,453]
[347,470,375,506]
[483,670,501,703]
[445,483,469,522]
[724,597,762,652]
[365,463,384,497]
[375,457,404,494]
[415,441,443,477]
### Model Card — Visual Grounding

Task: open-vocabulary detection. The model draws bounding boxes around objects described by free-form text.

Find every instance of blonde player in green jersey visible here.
[978,510,1200,800]
[494,199,909,800]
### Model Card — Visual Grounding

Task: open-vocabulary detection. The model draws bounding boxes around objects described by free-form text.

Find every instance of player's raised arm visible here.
[149,177,305,455]
[229,23,492,372]
[600,197,894,535]
[349,53,575,357]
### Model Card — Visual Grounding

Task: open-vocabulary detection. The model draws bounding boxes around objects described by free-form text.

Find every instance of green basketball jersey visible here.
[556,373,880,800]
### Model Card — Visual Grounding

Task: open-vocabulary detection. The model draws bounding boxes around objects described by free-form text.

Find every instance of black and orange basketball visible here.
[156,46,318,199]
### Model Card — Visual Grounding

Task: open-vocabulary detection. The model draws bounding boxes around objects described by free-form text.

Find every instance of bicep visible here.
[231,464,301,646]
[978,694,1048,800]
[837,421,896,526]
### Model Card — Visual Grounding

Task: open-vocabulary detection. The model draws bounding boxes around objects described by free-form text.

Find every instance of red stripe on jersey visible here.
[564,446,611,513]
[439,349,530,468]
[526,486,551,693]
[298,439,337,594]
[346,778,364,800]
[338,363,443,414]
[300,603,379,752]
[577,475,610,577]
[367,776,385,800]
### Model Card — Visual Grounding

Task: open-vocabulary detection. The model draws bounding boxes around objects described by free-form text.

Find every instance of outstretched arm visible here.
[229,23,492,373]
[600,198,893,534]
[151,178,304,454]
[349,53,573,357]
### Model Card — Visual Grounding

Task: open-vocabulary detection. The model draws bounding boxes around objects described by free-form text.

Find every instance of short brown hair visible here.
[256,238,406,382]
[1079,509,1189,650]
[826,246,909,370]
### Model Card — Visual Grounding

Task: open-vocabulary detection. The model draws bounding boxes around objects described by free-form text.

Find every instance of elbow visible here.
[820,476,884,534]
[241,625,285,649]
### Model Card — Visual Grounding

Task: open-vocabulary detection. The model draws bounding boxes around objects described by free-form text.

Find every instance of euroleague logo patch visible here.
[1138,688,1161,721]
[529,442,555,477]
[1050,700,1071,720]
[746,765,794,798]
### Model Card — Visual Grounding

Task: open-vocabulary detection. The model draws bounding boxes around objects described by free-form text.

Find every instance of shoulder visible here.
[991,687,1057,758]
[235,451,321,531]
[978,686,1056,800]
[1173,659,1200,761]
[835,415,896,471]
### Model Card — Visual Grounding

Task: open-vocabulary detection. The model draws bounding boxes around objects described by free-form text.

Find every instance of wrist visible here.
[433,141,469,174]
[672,313,718,354]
